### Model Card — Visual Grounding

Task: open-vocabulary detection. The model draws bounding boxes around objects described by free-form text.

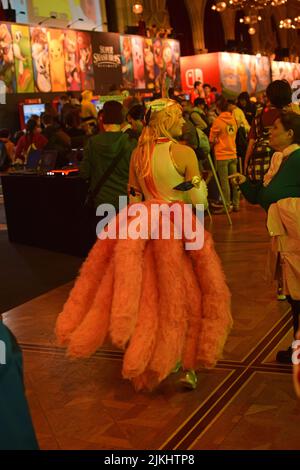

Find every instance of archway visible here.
[235,10,252,54]
[204,0,225,52]
[166,0,194,56]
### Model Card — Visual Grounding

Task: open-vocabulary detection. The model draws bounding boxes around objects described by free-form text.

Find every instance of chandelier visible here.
[212,0,287,11]
[132,1,143,15]
[211,0,287,35]
[279,16,300,29]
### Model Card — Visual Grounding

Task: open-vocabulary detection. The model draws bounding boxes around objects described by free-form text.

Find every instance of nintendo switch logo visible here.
[185,68,203,89]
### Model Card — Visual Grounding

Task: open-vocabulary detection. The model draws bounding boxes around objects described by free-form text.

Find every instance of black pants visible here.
[287,296,300,337]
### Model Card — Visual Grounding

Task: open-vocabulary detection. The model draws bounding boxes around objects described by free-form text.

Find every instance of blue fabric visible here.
[0,322,39,450]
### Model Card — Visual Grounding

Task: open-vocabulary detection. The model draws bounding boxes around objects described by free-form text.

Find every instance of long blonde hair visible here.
[133,99,182,178]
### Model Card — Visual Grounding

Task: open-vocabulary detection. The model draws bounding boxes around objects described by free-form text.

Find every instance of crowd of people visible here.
[1,78,300,449]
[54,79,300,371]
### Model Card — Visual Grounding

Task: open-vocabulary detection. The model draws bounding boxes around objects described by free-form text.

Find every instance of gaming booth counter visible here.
[2,97,116,257]
[2,173,96,257]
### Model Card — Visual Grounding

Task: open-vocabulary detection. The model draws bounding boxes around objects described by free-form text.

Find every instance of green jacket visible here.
[0,322,39,450]
[80,132,137,209]
[240,149,300,211]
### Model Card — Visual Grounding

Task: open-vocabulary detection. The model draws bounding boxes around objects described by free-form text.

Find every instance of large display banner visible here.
[47,29,67,92]
[144,37,155,90]
[165,39,180,89]
[30,26,51,92]
[180,53,220,92]
[219,52,270,98]
[132,35,145,89]
[271,60,300,85]
[0,23,16,93]
[120,35,134,89]
[64,30,80,91]
[0,20,180,94]
[11,24,34,93]
[92,32,122,94]
[181,52,270,98]
[77,31,94,90]
[120,35,181,91]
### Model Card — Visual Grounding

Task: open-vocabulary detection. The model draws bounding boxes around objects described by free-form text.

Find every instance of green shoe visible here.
[179,370,198,390]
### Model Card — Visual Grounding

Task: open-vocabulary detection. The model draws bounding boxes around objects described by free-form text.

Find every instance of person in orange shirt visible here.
[209,96,239,212]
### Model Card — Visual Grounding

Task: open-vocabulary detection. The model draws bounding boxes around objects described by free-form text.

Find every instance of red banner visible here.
[180,53,220,92]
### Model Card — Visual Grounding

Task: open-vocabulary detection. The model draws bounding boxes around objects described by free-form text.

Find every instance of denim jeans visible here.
[216,158,240,208]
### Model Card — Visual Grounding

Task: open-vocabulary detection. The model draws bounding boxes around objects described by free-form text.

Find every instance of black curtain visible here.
[166,0,194,56]
[105,0,118,32]
[235,10,252,54]
[204,0,225,52]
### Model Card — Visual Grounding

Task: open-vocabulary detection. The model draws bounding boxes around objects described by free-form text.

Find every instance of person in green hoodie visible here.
[0,320,39,450]
[80,100,138,210]
[229,112,300,364]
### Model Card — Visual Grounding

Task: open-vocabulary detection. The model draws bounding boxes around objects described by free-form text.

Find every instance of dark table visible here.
[1,174,97,257]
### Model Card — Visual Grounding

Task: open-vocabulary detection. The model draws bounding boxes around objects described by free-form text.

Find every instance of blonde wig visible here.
[133,98,182,179]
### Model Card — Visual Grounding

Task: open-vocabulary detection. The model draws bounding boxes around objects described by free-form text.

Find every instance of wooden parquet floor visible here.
[3,200,300,450]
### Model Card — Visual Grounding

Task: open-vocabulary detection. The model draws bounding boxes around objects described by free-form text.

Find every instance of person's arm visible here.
[234,108,250,133]
[240,111,250,134]
[209,120,220,145]
[128,150,143,204]
[184,147,208,208]
[243,138,255,174]
[229,173,262,205]
[244,116,258,173]
[172,144,208,208]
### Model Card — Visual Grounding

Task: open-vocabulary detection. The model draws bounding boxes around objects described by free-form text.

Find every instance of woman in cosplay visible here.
[56,99,232,391]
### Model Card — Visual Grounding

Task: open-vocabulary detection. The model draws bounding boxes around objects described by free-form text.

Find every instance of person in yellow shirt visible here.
[80,90,97,120]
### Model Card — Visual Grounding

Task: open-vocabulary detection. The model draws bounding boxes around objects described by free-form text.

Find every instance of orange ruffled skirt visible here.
[56,201,232,390]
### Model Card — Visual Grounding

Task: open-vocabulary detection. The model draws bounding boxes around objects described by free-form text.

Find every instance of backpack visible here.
[246,111,274,182]
[195,127,210,161]
[0,141,10,171]
[235,126,248,160]
[190,109,210,136]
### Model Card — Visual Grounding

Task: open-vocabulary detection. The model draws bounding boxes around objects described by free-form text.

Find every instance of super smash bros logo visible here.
[93,45,121,69]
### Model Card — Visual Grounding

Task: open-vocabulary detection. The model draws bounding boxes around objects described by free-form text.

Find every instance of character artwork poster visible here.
[64,30,81,91]
[30,27,51,93]
[78,31,94,90]
[47,28,67,92]
[0,23,16,93]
